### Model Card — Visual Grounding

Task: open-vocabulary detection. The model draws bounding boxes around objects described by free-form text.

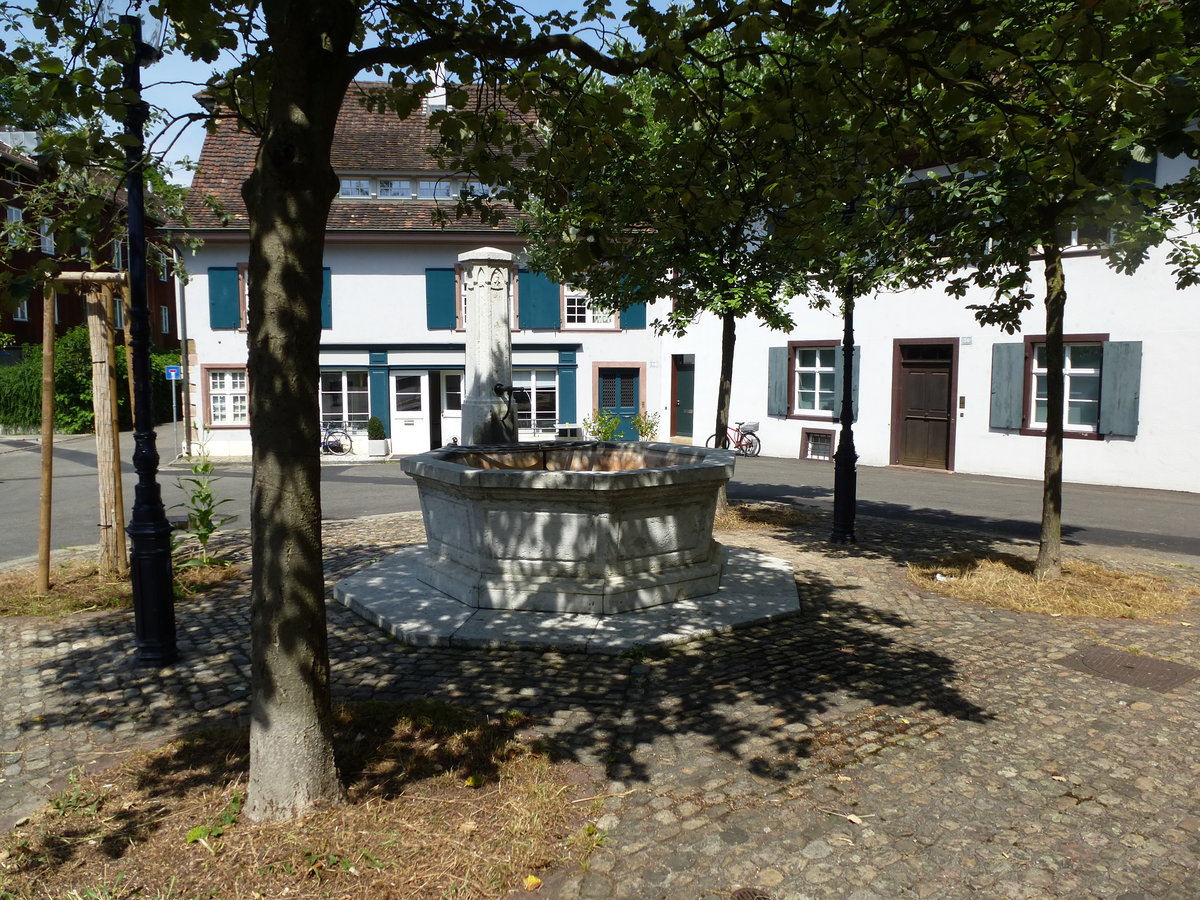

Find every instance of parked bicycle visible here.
[705,420,761,456]
[320,422,353,456]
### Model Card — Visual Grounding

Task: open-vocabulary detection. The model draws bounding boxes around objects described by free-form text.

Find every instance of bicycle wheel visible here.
[705,432,729,450]
[743,433,762,457]
[325,430,352,456]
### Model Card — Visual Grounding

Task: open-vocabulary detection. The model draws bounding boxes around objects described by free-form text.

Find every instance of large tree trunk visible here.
[1035,235,1067,580]
[241,3,356,823]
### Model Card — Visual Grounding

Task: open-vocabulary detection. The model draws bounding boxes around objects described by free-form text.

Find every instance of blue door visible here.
[599,367,640,440]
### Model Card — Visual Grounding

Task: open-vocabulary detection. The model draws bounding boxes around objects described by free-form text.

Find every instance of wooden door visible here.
[671,355,695,438]
[598,367,640,440]
[898,345,952,468]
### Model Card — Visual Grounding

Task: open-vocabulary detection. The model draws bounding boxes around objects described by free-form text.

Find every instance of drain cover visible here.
[731,890,775,900]
[1061,646,1200,693]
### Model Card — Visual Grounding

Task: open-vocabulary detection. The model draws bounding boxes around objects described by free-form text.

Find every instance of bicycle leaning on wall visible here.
[705,420,761,457]
[320,422,353,456]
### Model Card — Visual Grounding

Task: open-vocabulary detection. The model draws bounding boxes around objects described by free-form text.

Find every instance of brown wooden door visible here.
[899,345,953,468]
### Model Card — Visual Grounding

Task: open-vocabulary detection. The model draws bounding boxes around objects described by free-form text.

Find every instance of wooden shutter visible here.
[207,267,241,330]
[767,347,788,417]
[320,267,332,329]
[832,345,861,423]
[989,343,1024,429]
[620,302,647,330]
[1099,341,1141,436]
[518,271,561,329]
[425,268,456,330]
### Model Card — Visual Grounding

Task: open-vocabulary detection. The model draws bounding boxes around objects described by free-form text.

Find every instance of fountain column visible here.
[459,247,517,445]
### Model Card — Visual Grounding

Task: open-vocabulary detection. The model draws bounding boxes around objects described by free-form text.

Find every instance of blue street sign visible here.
[165,365,182,381]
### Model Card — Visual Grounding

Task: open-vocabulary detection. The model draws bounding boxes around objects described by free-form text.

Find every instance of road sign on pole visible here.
[165,365,182,381]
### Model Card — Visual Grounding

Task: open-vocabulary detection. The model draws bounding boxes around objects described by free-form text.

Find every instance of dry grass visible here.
[714,501,814,532]
[908,552,1197,619]
[0,558,242,618]
[0,700,598,899]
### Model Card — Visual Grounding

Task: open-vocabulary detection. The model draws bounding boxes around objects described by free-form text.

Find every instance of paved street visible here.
[3,432,1199,565]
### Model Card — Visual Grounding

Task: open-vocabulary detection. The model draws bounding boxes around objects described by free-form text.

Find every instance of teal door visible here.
[599,367,640,440]
[672,355,695,437]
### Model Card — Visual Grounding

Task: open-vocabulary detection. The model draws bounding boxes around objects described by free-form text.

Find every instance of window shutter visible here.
[557,351,577,423]
[767,347,788,417]
[518,271,561,329]
[620,302,647,330]
[1124,156,1158,187]
[832,345,861,423]
[989,343,1024,429]
[321,267,332,329]
[425,268,456,330]
[1099,341,1141,437]
[208,267,240,330]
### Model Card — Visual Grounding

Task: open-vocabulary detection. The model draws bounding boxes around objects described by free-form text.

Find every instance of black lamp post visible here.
[830,292,858,544]
[120,12,176,666]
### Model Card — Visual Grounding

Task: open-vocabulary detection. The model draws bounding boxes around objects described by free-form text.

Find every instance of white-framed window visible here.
[393,373,422,412]
[339,177,371,198]
[6,205,22,246]
[112,238,125,270]
[39,218,55,255]
[377,178,412,199]
[208,369,248,425]
[418,180,455,200]
[113,298,125,330]
[12,299,29,322]
[563,284,614,329]
[512,369,557,431]
[320,370,370,429]
[792,344,837,413]
[1031,342,1101,432]
[160,305,171,334]
[442,372,462,411]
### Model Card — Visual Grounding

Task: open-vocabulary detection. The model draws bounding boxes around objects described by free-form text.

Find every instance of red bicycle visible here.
[705,420,761,456]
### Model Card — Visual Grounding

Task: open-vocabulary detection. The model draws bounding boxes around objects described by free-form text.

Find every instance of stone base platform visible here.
[333,546,799,655]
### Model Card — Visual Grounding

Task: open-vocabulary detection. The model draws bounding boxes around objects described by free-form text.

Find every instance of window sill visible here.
[1018,427,1101,441]
[204,422,249,430]
[787,412,838,423]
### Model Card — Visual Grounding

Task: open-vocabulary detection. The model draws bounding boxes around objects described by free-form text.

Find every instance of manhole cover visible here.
[1061,646,1200,693]
[731,890,776,900]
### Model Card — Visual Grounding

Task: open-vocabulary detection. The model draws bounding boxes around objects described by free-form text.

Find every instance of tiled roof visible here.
[181,82,523,235]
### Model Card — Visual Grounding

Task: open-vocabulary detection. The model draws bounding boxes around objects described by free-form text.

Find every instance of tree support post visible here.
[830,297,857,544]
[121,14,176,666]
[37,282,55,595]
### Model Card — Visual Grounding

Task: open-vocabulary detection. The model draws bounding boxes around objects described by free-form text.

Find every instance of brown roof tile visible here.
[181,82,523,234]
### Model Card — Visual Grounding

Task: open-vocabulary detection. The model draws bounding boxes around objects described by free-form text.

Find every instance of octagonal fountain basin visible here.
[400,441,735,615]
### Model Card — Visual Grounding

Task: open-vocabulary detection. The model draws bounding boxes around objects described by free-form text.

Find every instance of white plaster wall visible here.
[666,243,1200,493]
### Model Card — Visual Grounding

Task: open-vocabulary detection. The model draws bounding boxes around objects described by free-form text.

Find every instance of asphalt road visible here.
[2,432,1198,565]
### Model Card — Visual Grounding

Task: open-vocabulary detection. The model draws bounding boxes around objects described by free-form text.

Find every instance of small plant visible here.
[366,415,386,440]
[173,441,235,567]
[185,791,243,854]
[581,408,622,440]
[631,406,661,440]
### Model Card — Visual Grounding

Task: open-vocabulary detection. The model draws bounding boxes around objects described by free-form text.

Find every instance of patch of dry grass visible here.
[715,501,814,532]
[908,552,1197,619]
[0,559,242,618]
[0,700,598,899]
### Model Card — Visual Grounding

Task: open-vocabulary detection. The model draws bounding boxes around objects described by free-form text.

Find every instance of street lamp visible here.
[119,10,176,666]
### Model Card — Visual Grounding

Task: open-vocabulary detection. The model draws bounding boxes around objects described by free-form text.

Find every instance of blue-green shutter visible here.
[518,271,561,329]
[767,347,788,417]
[620,302,647,330]
[989,343,1025,429]
[1099,341,1141,437]
[321,267,332,329]
[368,351,389,438]
[832,345,861,422]
[557,351,577,423]
[208,267,240,330]
[425,268,456,329]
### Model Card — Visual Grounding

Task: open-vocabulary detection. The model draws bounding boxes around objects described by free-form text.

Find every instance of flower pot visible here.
[367,439,389,457]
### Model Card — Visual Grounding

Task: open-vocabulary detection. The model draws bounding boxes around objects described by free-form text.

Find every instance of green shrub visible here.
[367,415,386,440]
[581,408,622,440]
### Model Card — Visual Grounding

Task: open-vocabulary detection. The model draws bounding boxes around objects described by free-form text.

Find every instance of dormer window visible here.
[339,178,371,198]
[377,178,412,199]
[418,180,455,200]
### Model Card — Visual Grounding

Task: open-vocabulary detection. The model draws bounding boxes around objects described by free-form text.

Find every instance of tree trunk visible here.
[1035,235,1066,580]
[713,310,737,513]
[241,4,356,823]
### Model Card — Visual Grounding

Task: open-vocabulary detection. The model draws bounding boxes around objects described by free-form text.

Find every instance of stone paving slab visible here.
[3,509,1200,898]
[332,544,801,654]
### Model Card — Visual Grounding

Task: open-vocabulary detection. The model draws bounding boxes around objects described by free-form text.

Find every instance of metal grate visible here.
[1060,645,1200,693]
[731,890,776,900]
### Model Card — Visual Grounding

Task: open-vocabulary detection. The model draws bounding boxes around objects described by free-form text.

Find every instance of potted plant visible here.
[366,415,389,457]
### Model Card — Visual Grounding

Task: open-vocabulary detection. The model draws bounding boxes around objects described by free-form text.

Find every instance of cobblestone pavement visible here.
[3,510,1200,898]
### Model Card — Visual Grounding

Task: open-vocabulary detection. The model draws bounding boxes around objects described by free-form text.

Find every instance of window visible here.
[112,238,125,270]
[442,373,462,411]
[563,284,614,329]
[377,178,411,198]
[418,180,454,200]
[5,206,21,246]
[39,218,55,255]
[989,337,1143,437]
[160,305,171,334]
[1031,342,1101,432]
[113,299,125,330]
[394,374,422,412]
[793,345,837,413]
[802,429,835,461]
[339,178,371,198]
[512,369,557,431]
[321,370,370,428]
[12,299,29,322]
[208,369,248,425]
